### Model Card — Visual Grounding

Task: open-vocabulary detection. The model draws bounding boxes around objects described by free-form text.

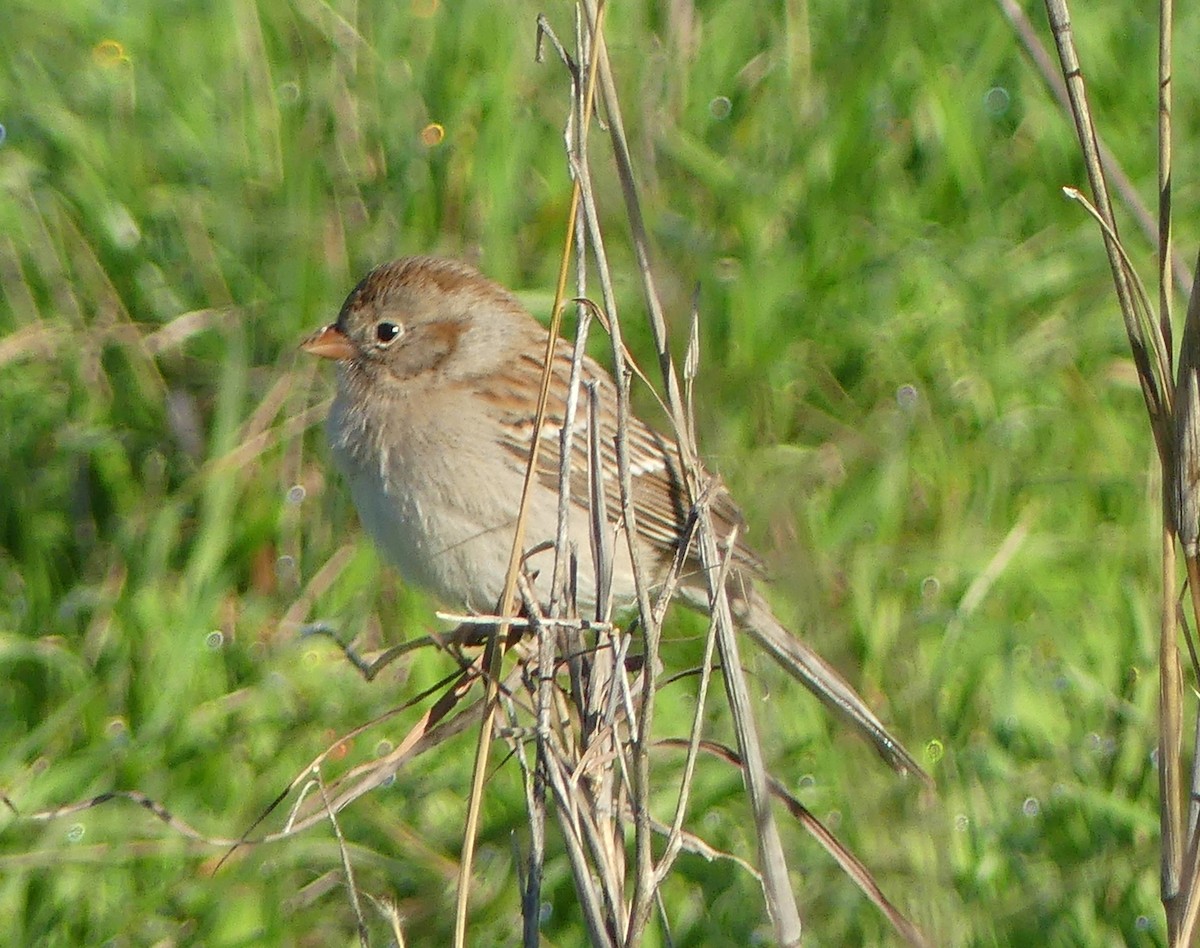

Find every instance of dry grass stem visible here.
[997,0,1191,296]
[453,3,608,941]
[577,2,803,941]
[314,769,370,947]
[1042,0,1200,942]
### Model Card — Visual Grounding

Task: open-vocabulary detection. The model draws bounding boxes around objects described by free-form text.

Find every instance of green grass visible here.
[1,0,1195,943]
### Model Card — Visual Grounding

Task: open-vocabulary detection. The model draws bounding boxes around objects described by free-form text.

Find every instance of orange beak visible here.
[301,324,357,361]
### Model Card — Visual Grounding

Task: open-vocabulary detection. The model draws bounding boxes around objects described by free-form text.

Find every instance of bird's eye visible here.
[375,321,401,346]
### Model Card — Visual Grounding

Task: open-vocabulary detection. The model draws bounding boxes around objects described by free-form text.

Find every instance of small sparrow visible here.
[303,256,924,779]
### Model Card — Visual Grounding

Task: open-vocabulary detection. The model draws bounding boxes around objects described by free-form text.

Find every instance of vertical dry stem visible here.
[1041,0,1196,942]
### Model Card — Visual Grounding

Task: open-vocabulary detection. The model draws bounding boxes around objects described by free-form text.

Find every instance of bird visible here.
[301,255,925,780]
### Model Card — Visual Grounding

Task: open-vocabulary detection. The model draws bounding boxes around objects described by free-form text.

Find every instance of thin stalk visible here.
[577,2,804,940]
[453,4,607,943]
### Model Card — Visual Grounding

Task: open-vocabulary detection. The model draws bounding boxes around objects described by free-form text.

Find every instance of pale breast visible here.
[326,370,658,618]
[328,388,520,610]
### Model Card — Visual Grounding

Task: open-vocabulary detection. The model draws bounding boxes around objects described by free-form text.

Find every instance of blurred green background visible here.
[1,0,1194,944]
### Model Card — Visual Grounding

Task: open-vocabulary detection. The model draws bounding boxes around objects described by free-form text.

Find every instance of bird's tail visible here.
[734,591,930,784]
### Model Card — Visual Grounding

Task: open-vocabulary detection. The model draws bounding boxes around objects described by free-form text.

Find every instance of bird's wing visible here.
[486,346,765,578]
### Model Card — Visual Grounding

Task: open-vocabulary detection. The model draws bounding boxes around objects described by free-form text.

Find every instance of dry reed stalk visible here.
[517,3,926,944]
[1037,1,1200,943]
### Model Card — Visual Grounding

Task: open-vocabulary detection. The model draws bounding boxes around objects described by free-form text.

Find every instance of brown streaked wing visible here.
[482,344,765,578]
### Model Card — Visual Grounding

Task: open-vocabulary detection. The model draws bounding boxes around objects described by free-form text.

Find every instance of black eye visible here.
[375,321,401,345]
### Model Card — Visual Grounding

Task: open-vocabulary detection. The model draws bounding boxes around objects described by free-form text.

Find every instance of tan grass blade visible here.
[1173,250,1200,557]
[578,2,803,939]
[1042,1,1186,940]
[658,738,932,948]
[996,0,1190,296]
[453,5,609,943]
[1044,1,1171,455]
[1171,247,1200,942]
